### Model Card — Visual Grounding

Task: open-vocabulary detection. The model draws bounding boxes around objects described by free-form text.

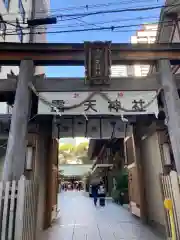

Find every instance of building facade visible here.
[0,0,31,78]
[111,65,128,77]
[130,24,158,77]
[0,0,49,79]
[0,0,50,169]
[110,24,158,78]
[0,0,50,114]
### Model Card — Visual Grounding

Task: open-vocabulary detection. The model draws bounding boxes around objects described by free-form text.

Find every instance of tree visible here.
[74,142,90,164]
[59,143,75,152]
[58,141,90,165]
[59,143,76,164]
[75,142,88,155]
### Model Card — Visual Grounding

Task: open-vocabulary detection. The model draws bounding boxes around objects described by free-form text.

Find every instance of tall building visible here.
[33,0,50,75]
[111,65,128,77]
[110,24,158,78]
[0,0,50,79]
[130,24,158,77]
[0,0,49,113]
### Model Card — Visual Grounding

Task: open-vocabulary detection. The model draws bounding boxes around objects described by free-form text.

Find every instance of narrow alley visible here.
[41,191,165,240]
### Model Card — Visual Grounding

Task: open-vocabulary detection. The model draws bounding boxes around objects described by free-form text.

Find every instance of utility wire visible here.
[0,1,175,24]
[54,3,180,19]
[2,14,159,33]
[1,2,177,34]
[1,13,158,33]
[19,15,159,31]
[0,1,175,27]
[0,0,163,17]
[3,19,175,36]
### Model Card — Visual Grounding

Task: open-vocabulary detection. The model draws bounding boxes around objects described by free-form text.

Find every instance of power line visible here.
[4,14,157,33]
[1,2,177,34]
[1,2,171,30]
[23,15,159,31]
[54,3,180,19]
[4,19,174,36]
[0,1,174,27]
[0,0,163,17]
[0,0,172,26]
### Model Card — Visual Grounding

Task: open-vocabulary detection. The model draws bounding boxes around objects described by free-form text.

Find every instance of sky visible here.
[60,137,89,145]
[45,0,164,78]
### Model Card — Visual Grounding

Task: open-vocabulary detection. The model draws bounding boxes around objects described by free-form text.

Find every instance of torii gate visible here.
[0,41,180,182]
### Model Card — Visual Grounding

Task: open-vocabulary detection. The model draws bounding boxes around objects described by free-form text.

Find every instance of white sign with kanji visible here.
[37,91,158,116]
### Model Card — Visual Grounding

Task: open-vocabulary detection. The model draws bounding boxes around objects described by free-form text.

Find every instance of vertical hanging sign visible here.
[84,41,111,85]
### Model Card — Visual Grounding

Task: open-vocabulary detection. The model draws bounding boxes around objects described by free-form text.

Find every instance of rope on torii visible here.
[28,81,162,113]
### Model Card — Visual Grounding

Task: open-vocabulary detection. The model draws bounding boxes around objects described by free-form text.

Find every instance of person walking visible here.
[98,182,106,207]
[91,184,98,206]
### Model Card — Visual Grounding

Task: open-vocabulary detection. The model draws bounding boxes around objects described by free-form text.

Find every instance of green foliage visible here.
[58,142,90,164]
[116,170,128,190]
[59,143,75,152]
[112,168,129,204]
[111,189,121,202]
[75,142,88,154]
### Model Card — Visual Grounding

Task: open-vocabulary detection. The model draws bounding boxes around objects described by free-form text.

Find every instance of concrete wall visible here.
[141,132,166,230]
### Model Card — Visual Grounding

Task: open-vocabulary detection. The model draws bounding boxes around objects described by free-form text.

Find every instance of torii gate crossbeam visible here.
[1,74,180,93]
[2,41,180,181]
[1,42,180,65]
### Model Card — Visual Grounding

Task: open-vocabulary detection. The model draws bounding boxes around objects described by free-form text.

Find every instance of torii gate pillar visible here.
[2,60,34,181]
[159,60,180,174]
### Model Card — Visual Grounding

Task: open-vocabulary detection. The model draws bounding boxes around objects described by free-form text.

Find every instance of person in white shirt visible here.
[98,182,106,206]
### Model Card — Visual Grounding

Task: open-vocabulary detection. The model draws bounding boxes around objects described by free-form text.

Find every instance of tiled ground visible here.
[41,191,165,240]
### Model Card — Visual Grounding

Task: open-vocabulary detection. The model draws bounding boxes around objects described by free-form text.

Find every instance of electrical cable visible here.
[3,19,175,35]
[54,3,180,19]
[0,1,177,28]
[75,18,101,28]
[17,15,159,31]
[0,0,164,17]
[2,1,179,36]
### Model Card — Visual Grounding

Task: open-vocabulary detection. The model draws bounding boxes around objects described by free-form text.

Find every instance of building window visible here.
[0,15,6,40]
[18,0,25,22]
[16,19,23,43]
[3,0,10,10]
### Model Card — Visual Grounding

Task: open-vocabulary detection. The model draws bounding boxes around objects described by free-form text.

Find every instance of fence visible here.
[0,175,38,240]
[160,171,180,239]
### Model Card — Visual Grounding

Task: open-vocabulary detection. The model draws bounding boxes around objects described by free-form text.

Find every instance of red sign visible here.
[118,92,124,97]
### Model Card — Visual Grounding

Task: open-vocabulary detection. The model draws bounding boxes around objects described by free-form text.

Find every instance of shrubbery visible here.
[112,169,129,205]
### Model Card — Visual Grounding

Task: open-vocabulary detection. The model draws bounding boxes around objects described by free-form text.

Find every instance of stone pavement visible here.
[41,191,165,240]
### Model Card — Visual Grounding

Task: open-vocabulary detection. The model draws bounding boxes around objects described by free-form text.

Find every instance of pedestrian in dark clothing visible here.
[91,184,98,206]
[98,182,106,206]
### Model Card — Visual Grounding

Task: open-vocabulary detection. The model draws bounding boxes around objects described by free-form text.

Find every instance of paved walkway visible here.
[41,191,165,240]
